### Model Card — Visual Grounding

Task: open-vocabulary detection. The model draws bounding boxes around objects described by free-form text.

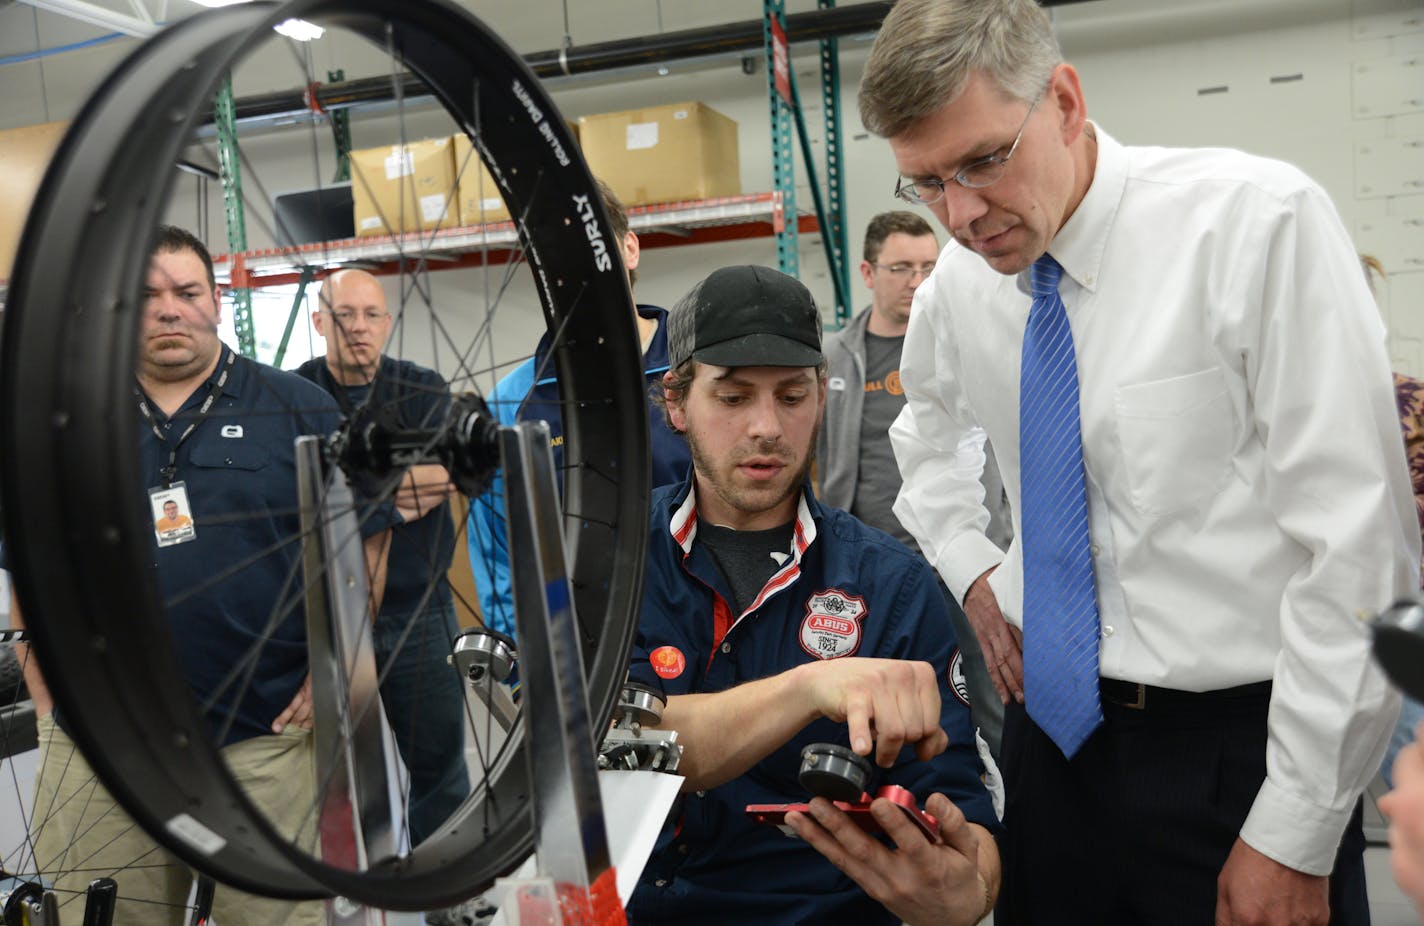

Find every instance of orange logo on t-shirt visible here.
[650,645,686,680]
[864,370,905,396]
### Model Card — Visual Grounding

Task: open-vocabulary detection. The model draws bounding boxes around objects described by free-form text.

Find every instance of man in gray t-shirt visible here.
[850,330,917,543]
[818,211,1010,758]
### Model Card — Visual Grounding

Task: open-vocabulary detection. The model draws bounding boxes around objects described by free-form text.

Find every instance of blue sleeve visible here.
[467,486,513,637]
[466,362,535,638]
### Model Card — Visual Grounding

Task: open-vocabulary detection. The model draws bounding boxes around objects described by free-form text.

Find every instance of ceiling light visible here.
[186,3,323,41]
[274,18,325,41]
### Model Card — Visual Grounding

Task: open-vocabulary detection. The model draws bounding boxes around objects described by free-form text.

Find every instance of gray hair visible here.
[859,0,1062,139]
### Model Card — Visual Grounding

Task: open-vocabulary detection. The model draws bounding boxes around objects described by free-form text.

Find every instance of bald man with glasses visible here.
[296,269,469,852]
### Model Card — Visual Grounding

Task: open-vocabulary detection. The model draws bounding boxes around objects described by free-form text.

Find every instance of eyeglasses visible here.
[872,262,937,280]
[325,309,390,325]
[893,91,1043,205]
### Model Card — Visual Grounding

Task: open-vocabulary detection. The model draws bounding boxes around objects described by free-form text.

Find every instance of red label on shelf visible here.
[771,17,791,105]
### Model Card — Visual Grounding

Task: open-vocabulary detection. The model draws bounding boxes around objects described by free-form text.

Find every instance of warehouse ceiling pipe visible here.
[218,0,1097,126]
[218,2,897,124]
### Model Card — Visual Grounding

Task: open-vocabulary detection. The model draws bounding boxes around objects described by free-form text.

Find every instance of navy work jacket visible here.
[627,476,998,926]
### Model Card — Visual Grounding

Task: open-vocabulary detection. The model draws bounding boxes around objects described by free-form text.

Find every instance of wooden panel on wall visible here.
[0,120,68,282]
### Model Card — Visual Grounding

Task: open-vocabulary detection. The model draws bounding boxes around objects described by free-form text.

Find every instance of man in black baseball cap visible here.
[627,265,1001,926]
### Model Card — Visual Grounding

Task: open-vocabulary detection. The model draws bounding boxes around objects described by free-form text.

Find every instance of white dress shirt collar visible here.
[1025,122,1126,298]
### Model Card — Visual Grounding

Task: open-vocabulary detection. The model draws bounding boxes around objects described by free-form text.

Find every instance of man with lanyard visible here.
[858,0,1418,922]
[817,209,1011,761]
[466,179,690,649]
[13,225,388,925]
[295,268,469,849]
[627,265,1000,926]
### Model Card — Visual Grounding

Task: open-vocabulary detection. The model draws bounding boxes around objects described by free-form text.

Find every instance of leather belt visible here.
[1099,678,1272,712]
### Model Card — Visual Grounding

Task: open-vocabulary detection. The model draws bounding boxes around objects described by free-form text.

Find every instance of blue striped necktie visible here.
[1019,253,1103,758]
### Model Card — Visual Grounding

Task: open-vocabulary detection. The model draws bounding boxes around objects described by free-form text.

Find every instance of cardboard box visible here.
[450,125,579,227]
[350,138,460,237]
[578,102,740,207]
[0,121,69,281]
[451,134,510,225]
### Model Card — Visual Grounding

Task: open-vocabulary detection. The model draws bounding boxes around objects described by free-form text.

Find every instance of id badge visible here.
[150,481,197,547]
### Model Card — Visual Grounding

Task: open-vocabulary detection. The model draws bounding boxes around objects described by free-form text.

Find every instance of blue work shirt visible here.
[295,355,456,618]
[466,304,691,638]
[627,477,997,926]
[144,347,341,746]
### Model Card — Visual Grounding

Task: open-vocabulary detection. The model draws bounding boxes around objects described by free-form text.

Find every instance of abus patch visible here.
[949,648,971,707]
[800,589,866,660]
[649,645,686,680]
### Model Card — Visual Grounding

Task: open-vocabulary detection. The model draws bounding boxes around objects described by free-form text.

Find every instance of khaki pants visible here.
[30,714,325,926]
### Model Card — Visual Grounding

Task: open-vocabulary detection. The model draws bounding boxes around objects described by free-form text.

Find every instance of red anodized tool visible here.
[745,743,942,844]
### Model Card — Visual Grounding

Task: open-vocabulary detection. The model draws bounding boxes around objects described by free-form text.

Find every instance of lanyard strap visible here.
[136,349,237,487]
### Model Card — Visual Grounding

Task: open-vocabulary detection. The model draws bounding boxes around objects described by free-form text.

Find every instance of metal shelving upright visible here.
[762,0,853,328]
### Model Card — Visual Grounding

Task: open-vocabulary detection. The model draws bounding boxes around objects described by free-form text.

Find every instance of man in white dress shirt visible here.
[858,1,1419,923]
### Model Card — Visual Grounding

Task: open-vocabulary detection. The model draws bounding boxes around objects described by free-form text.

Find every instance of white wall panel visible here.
[1351,0,1424,40]
[1353,54,1424,117]
[1383,271,1424,376]
[1356,136,1424,197]
[1357,200,1424,273]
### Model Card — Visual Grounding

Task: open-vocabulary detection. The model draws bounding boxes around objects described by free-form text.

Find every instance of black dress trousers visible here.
[994,684,1369,925]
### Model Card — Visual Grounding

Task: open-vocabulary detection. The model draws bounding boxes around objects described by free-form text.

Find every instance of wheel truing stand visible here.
[297,436,406,926]
[598,683,682,775]
[498,421,623,925]
[305,407,625,925]
[451,629,519,734]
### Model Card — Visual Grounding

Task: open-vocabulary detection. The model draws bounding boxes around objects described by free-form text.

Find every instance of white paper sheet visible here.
[625,122,659,151]
[489,769,683,923]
